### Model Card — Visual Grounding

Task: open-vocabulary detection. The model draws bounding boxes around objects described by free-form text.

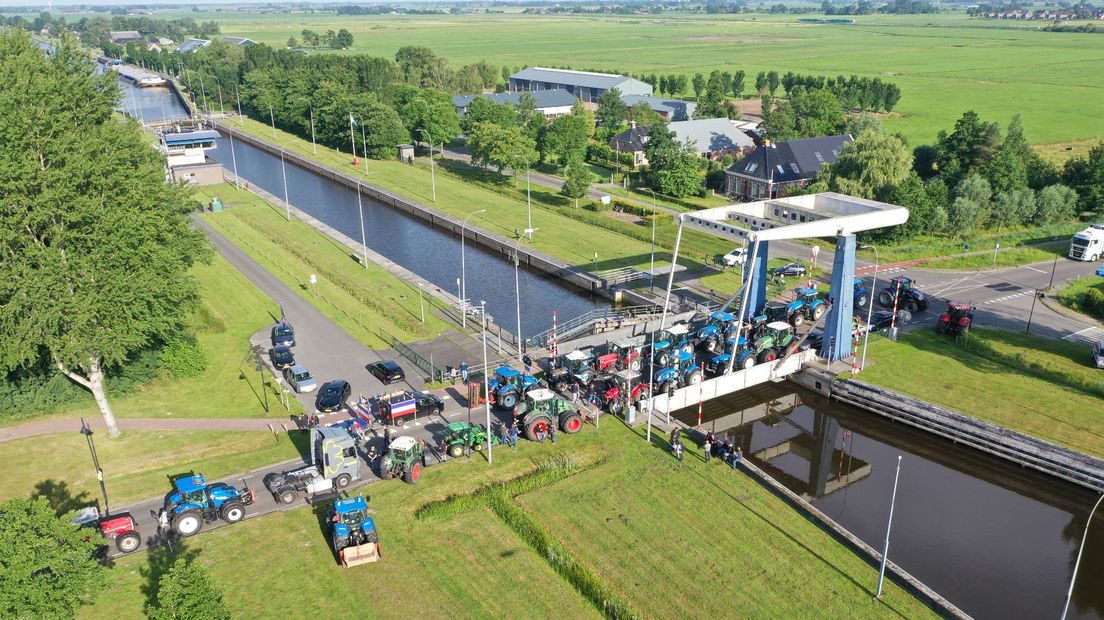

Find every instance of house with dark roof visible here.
[452,89,576,120]
[608,119,758,168]
[508,67,651,103]
[107,31,144,44]
[608,124,652,167]
[725,135,853,201]
[175,38,211,54]
[622,94,696,122]
[222,37,255,46]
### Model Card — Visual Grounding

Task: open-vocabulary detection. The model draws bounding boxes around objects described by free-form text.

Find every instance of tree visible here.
[656,148,703,198]
[0,32,208,437]
[537,112,589,164]
[984,114,1031,195]
[828,130,912,199]
[561,158,594,208]
[286,36,298,48]
[990,189,1036,228]
[767,70,780,95]
[1034,184,1078,224]
[300,29,319,47]
[357,96,410,159]
[628,101,663,126]
[0,496,106,618]
[146,555,230,620]
[935,110,1000,186]
[335,28,353,49]
[399,88,461,147]
[673,74,689,96]
[755,71,768,95]
[692,72,706,100]
[949,173,992,232]
[731,70,745,98]
[462,97,516,134]
[844,112,882,137]
[596,87,626,131]
[515,91,544,139]
[467,122,537,184]
[1063,143,1104,216]
[761,87,844,141]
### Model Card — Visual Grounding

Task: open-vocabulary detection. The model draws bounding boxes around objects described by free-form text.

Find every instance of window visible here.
[776,165,785,175]
[789,163,800,174]
[814,151,824,162]
[746,162,758,173]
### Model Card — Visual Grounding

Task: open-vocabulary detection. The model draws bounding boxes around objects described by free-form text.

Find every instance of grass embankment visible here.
[861,224,1080,268]
[603,185,732,213]
[81,422,934,619]
[198,184,452,348]
[698,260,828,302]
[1057,275,1104,320]
[859,328,1104,458]
[0,430,304,508]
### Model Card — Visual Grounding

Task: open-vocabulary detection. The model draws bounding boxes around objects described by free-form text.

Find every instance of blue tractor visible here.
[487,365,540,410]
[878,276,929,313]
[158,474,256,537]
[647,323,695,367]
[696,311,740,354]
[852,277,869,308]
[788,287,828,328]
[330,496,380,567]
[651,350,703,393]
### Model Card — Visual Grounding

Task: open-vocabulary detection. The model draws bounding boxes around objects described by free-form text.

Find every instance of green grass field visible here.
[859,328,1104,457]
[199,184,453,348]
[158,10,1104,150]
[1057,274,1104,317]
[80,423,934,618]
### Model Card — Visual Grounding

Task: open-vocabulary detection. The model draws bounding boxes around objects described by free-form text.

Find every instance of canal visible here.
[675,384,1104,620]
[116,77,608,337]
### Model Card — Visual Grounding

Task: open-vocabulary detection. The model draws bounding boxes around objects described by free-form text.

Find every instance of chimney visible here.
[763,139,771,147]
[630,120,636,129]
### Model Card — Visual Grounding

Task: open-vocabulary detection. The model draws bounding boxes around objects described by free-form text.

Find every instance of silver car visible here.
[1094,340,1104,369]
[284,364,318,393]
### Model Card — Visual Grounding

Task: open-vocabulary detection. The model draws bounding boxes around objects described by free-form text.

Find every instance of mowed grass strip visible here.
[859,329,1104,458]
[199,184,451,348]
[0,430,304,508]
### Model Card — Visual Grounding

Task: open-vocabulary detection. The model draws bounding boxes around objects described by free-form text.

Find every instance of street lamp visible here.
[514,230,538,362]
[203,72,224,116]
[859,244,880,371]
[356,181,368,269]
[298,97,317,155]
[234,82,243,126]
[280,146,290,222]
[79,419,110,516]
[1061,493,1104,620]
[460,209,487,330]
[268,103,277,140]
[418,283,425,323]
[646,215,686,443]
[526,168,533,237]
[643,187,657,291]
[419,129,436,203]
[481,300,493,463]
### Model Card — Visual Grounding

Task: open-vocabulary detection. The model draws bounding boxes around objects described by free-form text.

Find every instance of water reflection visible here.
[673,384,1103,620]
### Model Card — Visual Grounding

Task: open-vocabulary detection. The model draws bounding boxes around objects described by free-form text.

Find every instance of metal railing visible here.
[525,304,664,348]
[596,266,648,286]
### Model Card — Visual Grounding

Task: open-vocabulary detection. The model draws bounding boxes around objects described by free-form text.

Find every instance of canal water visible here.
[116,77,608,337]
[675,384,1104,620]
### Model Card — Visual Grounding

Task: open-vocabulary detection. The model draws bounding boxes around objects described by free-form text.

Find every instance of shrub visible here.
[161,333,208,378]
[1083,288,1104,320]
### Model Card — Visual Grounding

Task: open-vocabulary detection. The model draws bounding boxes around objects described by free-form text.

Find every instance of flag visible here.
[349,113,358,128]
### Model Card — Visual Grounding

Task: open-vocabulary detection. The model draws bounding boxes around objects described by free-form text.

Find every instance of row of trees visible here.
[779,72,901,112]
[294,28,353,50]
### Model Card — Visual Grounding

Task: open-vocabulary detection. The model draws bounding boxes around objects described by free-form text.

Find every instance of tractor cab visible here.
[519,388,581,438]
[763,321,797,356]
[488,365,539,410]
[789,287,827,327]
[600,369,646,413]
[160,474,255,538]
[548,350,594,392]
[561,350,593,376]
[379,436,424,484]
[331,496,379,567]
[596,338,642,372]
[880,276,928,312]
[651,323,693,366]
[758,302,790,326]
[697,311,737,352]
[703,353,732,377]
[441,422,488,457]
[654,350,702,389]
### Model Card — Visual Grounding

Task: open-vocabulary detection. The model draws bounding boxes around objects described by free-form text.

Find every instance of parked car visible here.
[316,380,352,413]
[1093,340,1104,369]
[271,322,295,347]
[412,391,446,416]
[269,345,295,370]
[772,262,807,278]
[722,248,748,267]
[283,364,317,394]
[367,360,405,384]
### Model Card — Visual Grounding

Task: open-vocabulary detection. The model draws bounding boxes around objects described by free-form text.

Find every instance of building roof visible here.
[609,125,651,153]
[668,118,757,154]
[222,36,255,46]
[511,67,651,94]
[175,38,211,54]
[107,30,143,42]
[622,94,697,122]
[163,130,220,146]
[728,135,854,183]
[453,89,576,110]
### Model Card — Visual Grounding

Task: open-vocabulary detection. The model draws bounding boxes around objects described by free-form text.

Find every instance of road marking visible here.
[1063,326,1104,345]
[1024,266,1046,274]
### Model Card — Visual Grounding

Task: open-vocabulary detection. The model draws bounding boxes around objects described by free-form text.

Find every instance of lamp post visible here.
[876,455,903,598]
[481,300,493,463]
[356,181,368,269]
[268,103,277,140]
[420,129,436,202]
[647,215,686,443]
[859,244,880,371]
[1061,493,1104,620]
[460,209,487,330]
[280,146,290,222]
[195,72,209,116]
[514,229,538,362]
[79,419,110,516]
[204,72,224,116]
[643,187,657,291]
[527,168,533,237]
[418,283,425,323]
[234,82,242,126]
[300,98,316,155]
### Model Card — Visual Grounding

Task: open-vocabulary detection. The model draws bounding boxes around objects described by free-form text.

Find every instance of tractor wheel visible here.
[741,355,756,371]
[856,293,868,308]
[473,441,484,451]
[935,320,945,334]
[905,300,918,313]
[687,370,703,386]
[554,380,570,394]
[790,313,805,328]
[220,502,245,524]
[561,413,583,434]
[758,349,778,364]
[680,343,694,355]
[811,305,826,321]
[896,310,913,324]
[382,469,394,481]
[172,510,203,537]
[525,416,552,440]
[334,473,352,490]
[277,486,298,505]
[628,358,642,372]
[500,392,518,410]
[702,338,718,353]
[878,291,894,307]
[116,531,141,554]
[661,380,675,395]
[404,463,421,485]
[656,352,670,367]
[448,443,463,458]
[610,400,624,415]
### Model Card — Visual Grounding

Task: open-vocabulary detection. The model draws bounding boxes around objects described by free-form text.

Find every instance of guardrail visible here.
[526,305,663,348]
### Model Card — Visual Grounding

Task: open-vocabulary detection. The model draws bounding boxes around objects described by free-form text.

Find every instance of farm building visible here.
[621,94,696,122]
[508,67,651,103]
[107,31,144,44]
[175,38,211,54]
[222,36,256,46]
[608,119,757,167]
[453,89,576,120]
[724,135,853,201]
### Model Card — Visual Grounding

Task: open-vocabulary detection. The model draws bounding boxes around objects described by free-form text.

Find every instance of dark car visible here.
[315,380,352,413]
[271,322,295,347]
[367,360,405,384]
[413,391,445,416]
[269,345,295,370]
[772,262,807,278]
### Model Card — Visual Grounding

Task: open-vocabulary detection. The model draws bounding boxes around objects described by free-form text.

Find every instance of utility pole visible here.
[876,455,903,598]
[79,420,110,515]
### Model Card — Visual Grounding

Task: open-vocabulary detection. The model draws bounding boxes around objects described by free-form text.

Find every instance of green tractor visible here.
[379,436,424,484]
[754,321,799,362]
[517,388,583,440]
[440,422,489,457]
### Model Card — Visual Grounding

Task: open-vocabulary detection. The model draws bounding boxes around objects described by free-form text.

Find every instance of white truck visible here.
[1069,224,1104,261]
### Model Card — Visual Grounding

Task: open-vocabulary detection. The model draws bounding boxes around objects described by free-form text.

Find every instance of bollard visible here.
[267,423,278,443]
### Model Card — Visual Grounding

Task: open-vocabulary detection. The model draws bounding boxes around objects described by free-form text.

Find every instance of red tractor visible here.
[936,302,975,337]
[592,339,643,373]
[592,370,649,414]
[71,506,142,555]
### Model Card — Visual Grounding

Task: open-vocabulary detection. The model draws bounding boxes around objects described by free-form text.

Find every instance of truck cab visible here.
[1069,224,1104,261]
[264,426,360,504]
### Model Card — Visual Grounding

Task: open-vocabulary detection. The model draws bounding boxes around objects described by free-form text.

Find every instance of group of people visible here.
[703,430,742,469]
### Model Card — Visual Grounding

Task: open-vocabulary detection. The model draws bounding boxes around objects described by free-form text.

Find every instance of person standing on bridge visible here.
[703,436,712,463]
[570,382,580,403]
